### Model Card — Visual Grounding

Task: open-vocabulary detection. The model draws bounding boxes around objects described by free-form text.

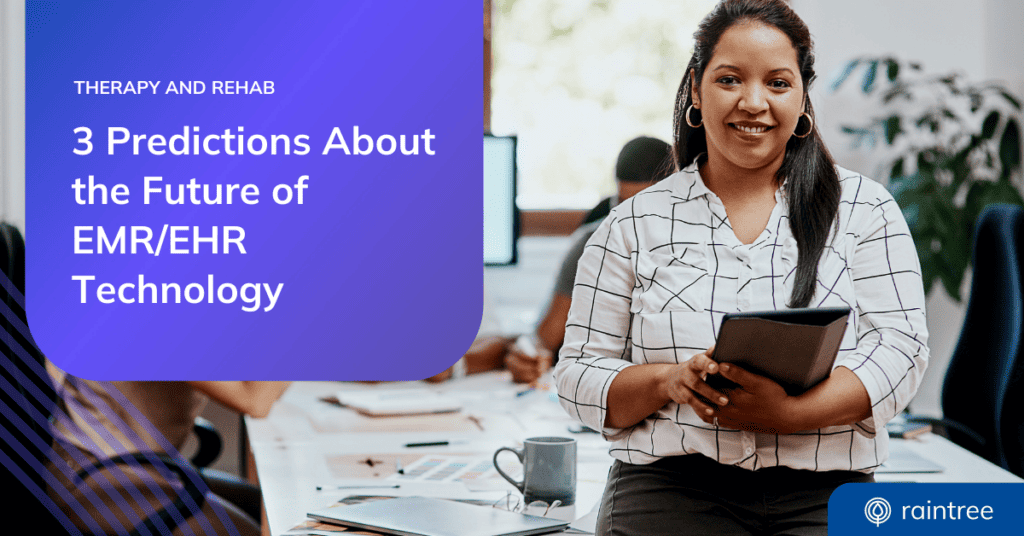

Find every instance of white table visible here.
[246,374,1022,536]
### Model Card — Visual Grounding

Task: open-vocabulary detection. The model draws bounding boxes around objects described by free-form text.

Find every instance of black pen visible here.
[315,484,400,491]
[403,439,469,448]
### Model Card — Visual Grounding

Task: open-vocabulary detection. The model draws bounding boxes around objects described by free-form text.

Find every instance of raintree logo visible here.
[865,497,892,526]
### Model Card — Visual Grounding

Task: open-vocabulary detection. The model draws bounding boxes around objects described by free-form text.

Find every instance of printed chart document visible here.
[387,455,500,485]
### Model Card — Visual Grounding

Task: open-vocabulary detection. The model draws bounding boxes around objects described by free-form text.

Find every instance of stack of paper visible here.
[335,388,463,416]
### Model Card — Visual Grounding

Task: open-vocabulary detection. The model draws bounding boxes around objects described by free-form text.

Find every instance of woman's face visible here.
[692,21,804,174]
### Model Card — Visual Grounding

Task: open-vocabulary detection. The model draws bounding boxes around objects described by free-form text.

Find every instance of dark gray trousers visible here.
[597,455,873,536]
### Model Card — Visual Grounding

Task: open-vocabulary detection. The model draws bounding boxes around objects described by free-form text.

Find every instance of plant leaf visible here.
[862,60,878,93]
[930,196,954,237]
[915,113,940,133]
[1000,89,1022,110]
[937,254,965,302]
[831,58,860,92]
[916,150,939,175]
[886,59,900,82]
[948,147,971,191]
[888,173,917,206]
[901,202,921,229]
[980,110,1000,139]
[890,157,904,179]
[999,118,1021,173]
[919,251,937,296]
[963,182,1024,227]
[963,182,989,221]
[882,81,912,104]
[938,75,961,95]
[969,91,983,113]
[925,202,967,303]
[883,115,901,144]
[840,125,877,148]
[992,181,1024,205]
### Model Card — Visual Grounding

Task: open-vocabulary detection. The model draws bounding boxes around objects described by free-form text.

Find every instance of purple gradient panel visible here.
[27,1,482,379]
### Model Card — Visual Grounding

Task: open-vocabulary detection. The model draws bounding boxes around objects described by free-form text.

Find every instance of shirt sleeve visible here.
[553,225,598,297]
[836,187,930,437]
[554,212,637,438]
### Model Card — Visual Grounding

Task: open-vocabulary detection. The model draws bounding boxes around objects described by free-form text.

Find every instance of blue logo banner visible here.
[830,483,1024,534]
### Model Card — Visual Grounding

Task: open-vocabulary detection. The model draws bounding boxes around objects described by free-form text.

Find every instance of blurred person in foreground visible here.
[47,365,290,536]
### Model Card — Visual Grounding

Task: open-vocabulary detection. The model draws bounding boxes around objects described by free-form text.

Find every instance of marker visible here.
[515,335,539,356]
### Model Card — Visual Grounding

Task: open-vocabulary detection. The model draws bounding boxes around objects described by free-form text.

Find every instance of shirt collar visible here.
[672,156,713,201]
[674,155,788,208]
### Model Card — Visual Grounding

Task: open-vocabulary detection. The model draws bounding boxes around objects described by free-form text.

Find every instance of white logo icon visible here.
[865,497,892,527]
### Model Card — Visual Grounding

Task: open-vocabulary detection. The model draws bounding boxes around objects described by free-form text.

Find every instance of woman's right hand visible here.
[604,346,728,429]
[659,346,730,424]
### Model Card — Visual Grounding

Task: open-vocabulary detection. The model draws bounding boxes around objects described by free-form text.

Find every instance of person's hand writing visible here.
[505,341,553,384]
[713,364,799,434]
[660,346,729,424]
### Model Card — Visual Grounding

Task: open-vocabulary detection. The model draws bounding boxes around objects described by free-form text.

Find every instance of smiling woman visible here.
[686,21,810,244]
[553,1,930,534]
[692,22,806,178]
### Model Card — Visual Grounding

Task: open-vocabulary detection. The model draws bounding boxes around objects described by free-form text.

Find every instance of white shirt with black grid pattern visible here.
[554,161,929,473]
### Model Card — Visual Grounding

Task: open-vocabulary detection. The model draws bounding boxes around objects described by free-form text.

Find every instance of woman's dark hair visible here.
[671,0,840,308]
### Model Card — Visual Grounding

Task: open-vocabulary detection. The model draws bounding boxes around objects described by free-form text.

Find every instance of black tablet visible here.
[705,306,852,395]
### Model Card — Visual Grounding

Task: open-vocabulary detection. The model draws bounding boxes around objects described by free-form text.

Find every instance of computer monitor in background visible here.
[483,134,519,265]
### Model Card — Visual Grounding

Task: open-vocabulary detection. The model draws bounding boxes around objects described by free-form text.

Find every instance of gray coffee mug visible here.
[493,436,576,506]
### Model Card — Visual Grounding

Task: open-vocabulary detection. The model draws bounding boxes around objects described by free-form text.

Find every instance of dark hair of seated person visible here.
[579,136,674,226]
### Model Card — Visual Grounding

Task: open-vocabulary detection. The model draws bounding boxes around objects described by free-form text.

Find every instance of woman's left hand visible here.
[712,364,802,434]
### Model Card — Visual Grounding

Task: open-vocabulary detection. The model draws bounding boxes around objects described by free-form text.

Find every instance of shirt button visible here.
[745,447,753,455]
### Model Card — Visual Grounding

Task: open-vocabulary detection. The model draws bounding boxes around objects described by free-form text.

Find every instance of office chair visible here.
[0,222,221,534]
[907,204,1024,477]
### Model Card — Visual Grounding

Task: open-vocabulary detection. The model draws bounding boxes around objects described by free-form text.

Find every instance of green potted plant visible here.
[832,57,1022,300]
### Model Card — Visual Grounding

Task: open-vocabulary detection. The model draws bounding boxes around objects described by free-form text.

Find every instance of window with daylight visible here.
[489,0,717,209]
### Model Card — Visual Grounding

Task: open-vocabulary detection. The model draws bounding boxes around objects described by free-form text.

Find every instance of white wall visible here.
[791,0,1024,416]
[0,1,25,232]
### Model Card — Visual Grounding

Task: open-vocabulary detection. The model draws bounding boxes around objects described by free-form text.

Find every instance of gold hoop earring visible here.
[685,104,702,128]
[793,113,813,138]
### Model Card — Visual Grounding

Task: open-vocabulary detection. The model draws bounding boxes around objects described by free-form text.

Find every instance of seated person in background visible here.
[426,284,522,381]
[430,136,672,384]
[526,136,672,372]
[577,137,674,228]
